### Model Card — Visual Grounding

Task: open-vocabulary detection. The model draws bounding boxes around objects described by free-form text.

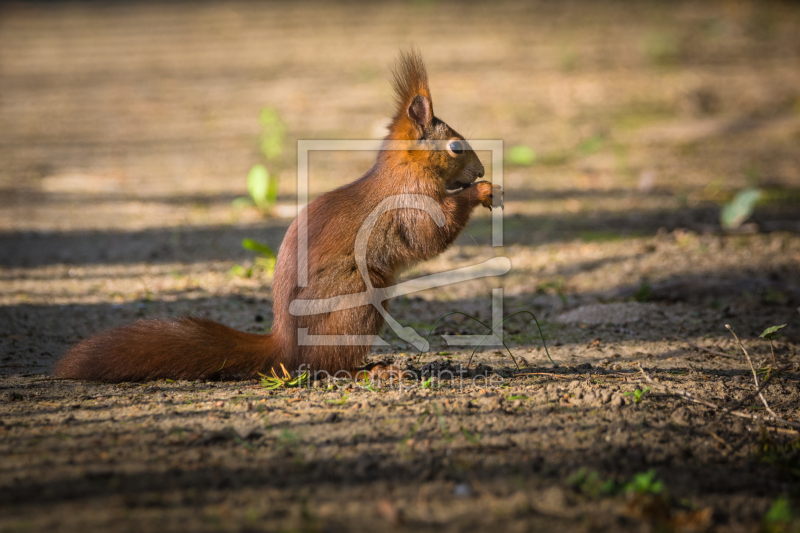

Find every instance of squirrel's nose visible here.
[477,166,484,178]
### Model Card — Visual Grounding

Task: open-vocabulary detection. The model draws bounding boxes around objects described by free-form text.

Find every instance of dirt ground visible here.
[2,1,800,531]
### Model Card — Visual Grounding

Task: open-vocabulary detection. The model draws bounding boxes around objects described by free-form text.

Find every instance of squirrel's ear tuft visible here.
[389,48,433,138]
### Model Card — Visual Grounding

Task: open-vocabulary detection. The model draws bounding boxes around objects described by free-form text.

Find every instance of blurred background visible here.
[1,0,799,371]
[2,4,800,529]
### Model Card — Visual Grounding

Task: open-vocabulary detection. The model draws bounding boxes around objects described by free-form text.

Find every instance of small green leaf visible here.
[242,239,276,259]
[600,479,616,495]
[246,164,270,208]
[265,172,279,206]
[721,188,762,230]
[506,145,536,166]
[567,467,587,487]
[760,324,787,338]
[255,256,276,272]
[231,197,254,209]
[229,264,252,278]
[765,496,793,525]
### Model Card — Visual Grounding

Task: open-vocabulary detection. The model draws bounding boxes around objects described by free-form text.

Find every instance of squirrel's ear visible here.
[388,49,433,139]
[407,94,432,129]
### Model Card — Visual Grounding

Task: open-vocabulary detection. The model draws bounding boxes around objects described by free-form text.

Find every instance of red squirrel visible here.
[55,50,501,382]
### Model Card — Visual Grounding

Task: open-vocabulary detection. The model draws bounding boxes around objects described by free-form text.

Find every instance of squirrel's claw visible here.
[488,183,504,210]
[472,181,504,210]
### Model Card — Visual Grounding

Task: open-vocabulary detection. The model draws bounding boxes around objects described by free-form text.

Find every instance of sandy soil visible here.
[1,1,800,531]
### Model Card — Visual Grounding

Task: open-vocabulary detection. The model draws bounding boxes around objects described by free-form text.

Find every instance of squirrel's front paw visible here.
[473,181,504,210]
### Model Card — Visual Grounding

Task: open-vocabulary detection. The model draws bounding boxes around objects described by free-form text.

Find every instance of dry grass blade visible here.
[259,363,309,390]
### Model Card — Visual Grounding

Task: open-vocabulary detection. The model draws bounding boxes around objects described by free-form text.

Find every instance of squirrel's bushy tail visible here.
[55,316,279,382]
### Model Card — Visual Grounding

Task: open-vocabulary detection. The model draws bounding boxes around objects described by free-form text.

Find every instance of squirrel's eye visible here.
[448,140,464,156]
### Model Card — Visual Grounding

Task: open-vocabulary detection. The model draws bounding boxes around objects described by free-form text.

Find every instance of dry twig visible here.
[714,365,791,424]
[637,364,800,430]
[707,431,734,452]
[725,324,779,418]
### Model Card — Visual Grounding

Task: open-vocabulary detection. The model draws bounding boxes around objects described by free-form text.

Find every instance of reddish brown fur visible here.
[55,49,499,382]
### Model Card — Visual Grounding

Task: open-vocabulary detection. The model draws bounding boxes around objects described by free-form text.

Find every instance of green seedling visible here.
[326,394,349,405]
[506,145,536,166]
[721,188,762,230]
[761,324,787,366]
[242,238,277,275]
[764,496,796,533]
[229,264,253,278]
[624,470,665,496]
[259,363,308,390]
[460,426,481,445]
[244,164,279,211]
[234,107,286,212]
[421,376,434,389]
[623,387,650,403]
[567,468,617,499]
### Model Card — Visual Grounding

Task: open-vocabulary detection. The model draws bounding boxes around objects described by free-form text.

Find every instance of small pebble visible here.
[453,483,472,498]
